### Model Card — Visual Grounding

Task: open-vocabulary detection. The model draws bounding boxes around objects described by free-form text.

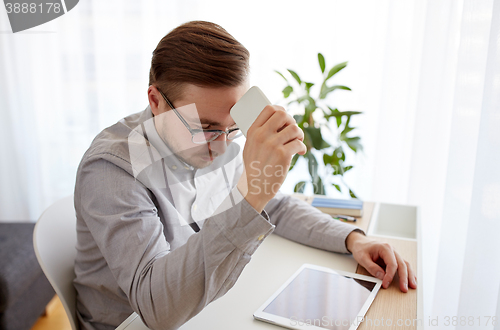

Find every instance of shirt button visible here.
[257,234,265,241]
[171,165,177,170]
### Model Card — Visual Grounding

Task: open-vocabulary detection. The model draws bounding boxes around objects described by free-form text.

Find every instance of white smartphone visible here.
[230,86,271,137]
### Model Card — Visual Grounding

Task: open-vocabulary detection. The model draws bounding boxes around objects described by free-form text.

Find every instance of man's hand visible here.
[346,231,417,293]
[237,105,307,213]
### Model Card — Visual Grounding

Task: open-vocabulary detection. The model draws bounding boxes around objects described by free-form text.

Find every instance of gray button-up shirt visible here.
[73,106,362,330]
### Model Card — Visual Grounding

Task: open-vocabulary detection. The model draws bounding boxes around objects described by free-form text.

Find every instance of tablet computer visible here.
[254,264,382,330]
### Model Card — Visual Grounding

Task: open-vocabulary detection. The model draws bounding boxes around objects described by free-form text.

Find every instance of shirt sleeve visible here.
[75,156,274,330]
[264,192,364,254]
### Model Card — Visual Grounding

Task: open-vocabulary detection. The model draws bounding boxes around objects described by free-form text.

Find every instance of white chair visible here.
[33,195,149,330]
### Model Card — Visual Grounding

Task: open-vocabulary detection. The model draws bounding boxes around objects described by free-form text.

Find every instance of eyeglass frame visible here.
[157,88,242,144]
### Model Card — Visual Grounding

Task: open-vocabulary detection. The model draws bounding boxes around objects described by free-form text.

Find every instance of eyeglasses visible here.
[157,89,243,144]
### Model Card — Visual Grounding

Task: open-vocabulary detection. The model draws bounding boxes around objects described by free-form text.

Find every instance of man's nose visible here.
[208,133,228,155]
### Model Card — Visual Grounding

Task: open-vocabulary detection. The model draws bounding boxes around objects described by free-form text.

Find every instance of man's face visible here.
[152,82,249,169]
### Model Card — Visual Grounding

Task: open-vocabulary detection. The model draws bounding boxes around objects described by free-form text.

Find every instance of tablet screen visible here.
[262,267,377,330]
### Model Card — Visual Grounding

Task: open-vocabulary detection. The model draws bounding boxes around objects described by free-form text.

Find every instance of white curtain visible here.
[428,0,500,326]
[0,0,201,220]
[1,0,499,327]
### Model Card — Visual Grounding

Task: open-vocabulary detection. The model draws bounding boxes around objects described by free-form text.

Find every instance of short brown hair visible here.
[149,21,250,101]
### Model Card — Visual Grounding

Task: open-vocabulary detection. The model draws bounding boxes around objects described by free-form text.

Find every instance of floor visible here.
[31,295,72,330]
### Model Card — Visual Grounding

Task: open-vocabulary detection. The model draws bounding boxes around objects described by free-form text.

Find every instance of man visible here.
[74,21,416,330]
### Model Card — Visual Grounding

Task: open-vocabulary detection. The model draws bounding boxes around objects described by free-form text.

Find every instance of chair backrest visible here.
[33,195,78,330]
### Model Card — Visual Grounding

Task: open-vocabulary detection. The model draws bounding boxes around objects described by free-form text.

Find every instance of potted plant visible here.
[276,53,363,198]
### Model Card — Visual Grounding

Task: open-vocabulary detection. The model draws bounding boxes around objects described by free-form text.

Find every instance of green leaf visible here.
[304,127,329,150]
[296,95,309,104]
[332,165,341,176]
[333,85,351,91]
[275,70,288,82]
[325,107,363,128]
[293,114,304,125]
[289,153,300,171]
[323,147,345,175]
[306,152,325,195]
[294,181,306,193]
[340,125,355,139]
[332,183,342,192]
[325,108,343,128]
[309,98,318,114]
[344,165,353,172]
[297,95,317,113]
[305,100,317,113]
[307,152,319,184]
[304,82,314,94]
[325,107,362,117]
[345,115,351,128]
[313,176,325,195]
[344,137,362,152]
[323,153,336,167]
[326,61,348,81]
[319,85,351,99]
[287,69,302,85]
[349,189,358,199]
[282,85,293,98]
[318,53,326,73]
[333,146,346,162]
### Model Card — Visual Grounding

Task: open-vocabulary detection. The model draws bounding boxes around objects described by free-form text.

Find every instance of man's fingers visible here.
[276,124,304,145]
[250,105,291,133]
[250,105,283,130]
[359,255,386,281]
[379,244,398,289]
[283,138,307,157]
[264,108,296,134]
[351,239,417,293]
[395,252,408,292]
[407,260,417,289]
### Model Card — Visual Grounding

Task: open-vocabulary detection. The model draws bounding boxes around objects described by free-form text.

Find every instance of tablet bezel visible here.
[253,264,382,330]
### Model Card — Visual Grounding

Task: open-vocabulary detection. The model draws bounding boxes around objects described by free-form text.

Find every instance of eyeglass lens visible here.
[192,130,242,144]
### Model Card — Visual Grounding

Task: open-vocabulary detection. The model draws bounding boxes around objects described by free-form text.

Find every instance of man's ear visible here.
[148,85,164,116]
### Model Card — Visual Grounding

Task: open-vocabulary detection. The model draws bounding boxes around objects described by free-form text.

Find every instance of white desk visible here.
[121,202,422,330]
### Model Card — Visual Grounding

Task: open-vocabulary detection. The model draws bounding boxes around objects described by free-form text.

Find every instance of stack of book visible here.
[310,197,364,217]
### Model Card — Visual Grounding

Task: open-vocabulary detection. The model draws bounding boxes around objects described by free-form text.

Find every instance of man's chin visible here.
[196,155,216,168]
[200,155,215,162]
[182,155,215,169]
